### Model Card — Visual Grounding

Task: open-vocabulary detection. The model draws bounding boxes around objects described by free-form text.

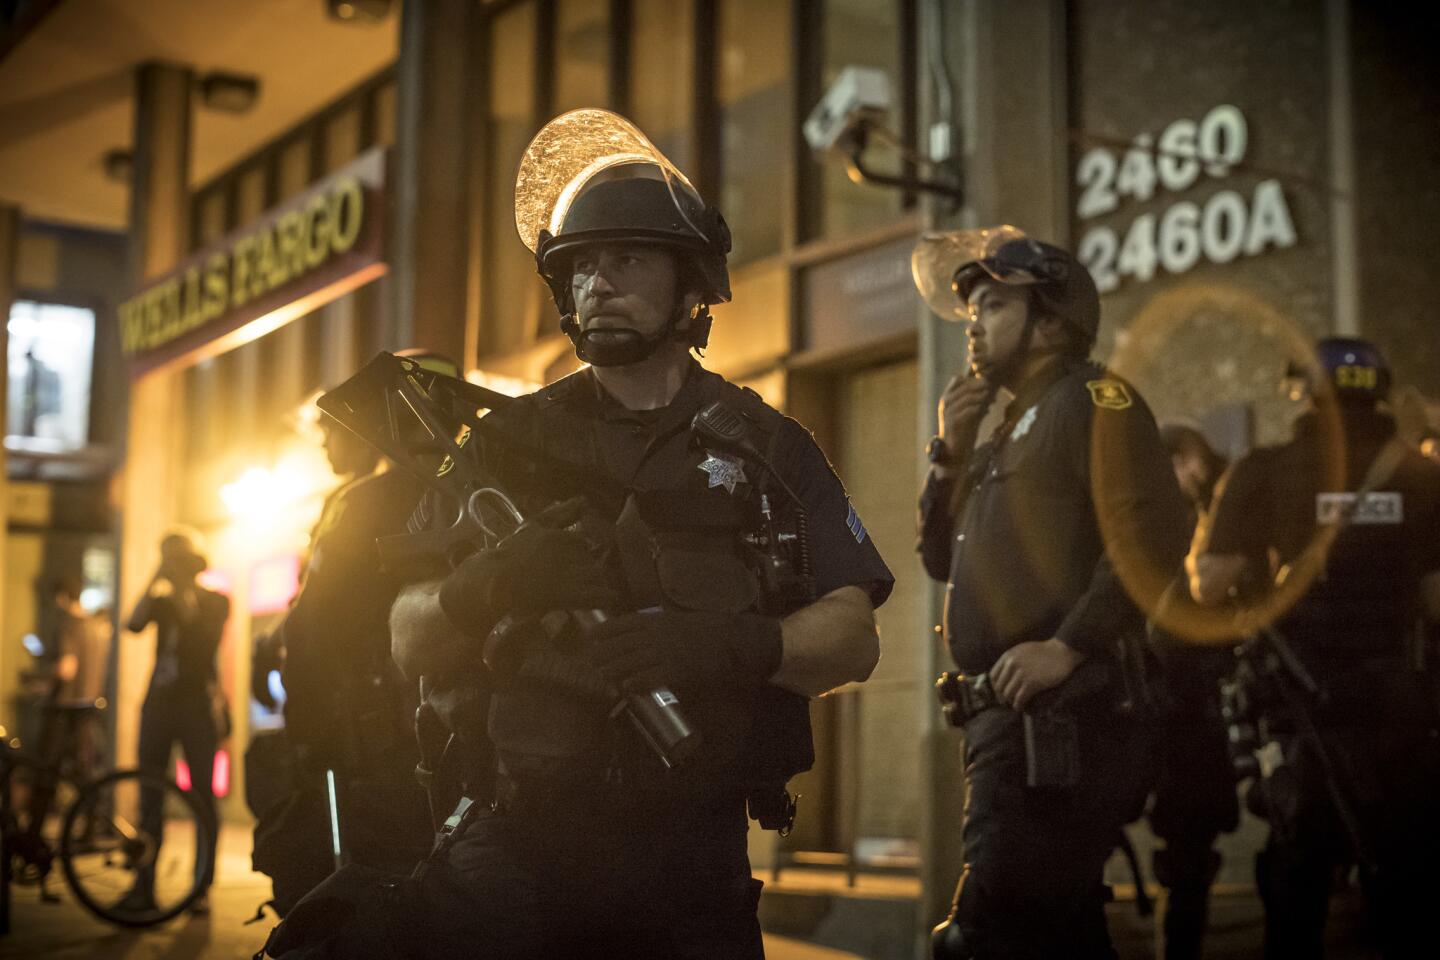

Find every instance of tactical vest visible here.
[480,372,815,806]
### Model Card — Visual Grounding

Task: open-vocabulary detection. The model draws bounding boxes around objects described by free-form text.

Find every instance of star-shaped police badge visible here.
[698,451,748,494]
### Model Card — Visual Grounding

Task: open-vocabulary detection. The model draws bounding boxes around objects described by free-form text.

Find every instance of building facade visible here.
[2,2,1437,956]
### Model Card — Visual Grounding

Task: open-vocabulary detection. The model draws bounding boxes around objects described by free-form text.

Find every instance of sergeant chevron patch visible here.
[846,502,868,544]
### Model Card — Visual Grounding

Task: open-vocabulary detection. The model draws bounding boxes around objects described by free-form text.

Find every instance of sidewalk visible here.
[1,823,1381,959]
[1,824,862,960]
[1,824,273,959]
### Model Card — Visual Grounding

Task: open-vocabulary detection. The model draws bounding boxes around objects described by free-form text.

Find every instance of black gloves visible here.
[438,502,621,638]
[586,610,784,693]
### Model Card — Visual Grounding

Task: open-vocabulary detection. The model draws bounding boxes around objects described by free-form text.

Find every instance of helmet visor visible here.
[911,225,1029,321]
[514,109,701,253]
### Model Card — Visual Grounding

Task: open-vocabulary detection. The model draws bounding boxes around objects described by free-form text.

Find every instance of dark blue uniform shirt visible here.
[918,359,1190,675]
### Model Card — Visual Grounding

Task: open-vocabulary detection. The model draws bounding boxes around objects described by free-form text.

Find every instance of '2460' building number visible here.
[1075,105,1298,294]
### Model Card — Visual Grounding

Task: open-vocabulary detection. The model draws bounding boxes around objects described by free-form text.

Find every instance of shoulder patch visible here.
[1086,379,1132,410]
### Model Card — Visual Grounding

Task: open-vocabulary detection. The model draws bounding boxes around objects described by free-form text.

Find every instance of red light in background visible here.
[173,749,230,798]
[214,749,230,797]
[249,554,301,615]
[198,567,234,594]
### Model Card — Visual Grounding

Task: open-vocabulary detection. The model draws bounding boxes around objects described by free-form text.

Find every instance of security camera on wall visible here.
[803,65,893,154]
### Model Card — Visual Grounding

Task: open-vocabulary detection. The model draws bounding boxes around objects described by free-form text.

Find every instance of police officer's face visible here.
[322,422,373,477]
[1171,438,1214,506]
[964,280,1031,381]
[571,243,684,346]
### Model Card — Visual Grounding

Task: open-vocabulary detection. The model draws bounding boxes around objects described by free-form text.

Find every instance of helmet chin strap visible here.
[561,300,701,368]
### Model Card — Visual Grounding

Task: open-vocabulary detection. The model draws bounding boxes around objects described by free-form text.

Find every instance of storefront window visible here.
[197,189,228,246]
[630,0,694,171]
[373,82,397,147]
[5,300,94,450]
[483,2,545,357]
[554,0,611,114]
[236,165,267,223]
[807,0,905,241]
[184,358,217,464]
[718,0,791,264]
[324,106,361,173]
[278,138,311,196]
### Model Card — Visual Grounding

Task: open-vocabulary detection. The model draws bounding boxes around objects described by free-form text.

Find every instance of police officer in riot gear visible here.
[1193,337,1440,960]
[249,353,456,917]
[1149,422,1240,960]
[916,229,1190,959]
[266,112,892,960]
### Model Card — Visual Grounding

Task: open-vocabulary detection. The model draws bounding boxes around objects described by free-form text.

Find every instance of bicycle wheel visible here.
[0,752,74,885]
[58,769,214,927]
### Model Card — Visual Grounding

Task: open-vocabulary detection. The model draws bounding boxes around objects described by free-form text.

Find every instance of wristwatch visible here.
[926,435,956,466]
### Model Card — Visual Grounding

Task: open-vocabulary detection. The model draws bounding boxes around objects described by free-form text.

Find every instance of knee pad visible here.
[931,915,976,960]
[932,869,980,960]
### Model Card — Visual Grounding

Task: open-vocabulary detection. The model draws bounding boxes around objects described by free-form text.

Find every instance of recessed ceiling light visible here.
[326,0,392,22]
[200,72,261,114]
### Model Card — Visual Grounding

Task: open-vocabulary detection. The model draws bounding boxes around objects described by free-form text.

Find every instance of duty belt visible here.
[934,663,1117,790]
[935,671,999,728]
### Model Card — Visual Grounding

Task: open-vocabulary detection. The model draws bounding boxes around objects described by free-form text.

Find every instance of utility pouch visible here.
[747,781,799,836]
[935,671,998,728]
[1022,711,1082,789]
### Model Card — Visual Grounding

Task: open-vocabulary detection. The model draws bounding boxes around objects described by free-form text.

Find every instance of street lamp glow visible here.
[219,466,284,520]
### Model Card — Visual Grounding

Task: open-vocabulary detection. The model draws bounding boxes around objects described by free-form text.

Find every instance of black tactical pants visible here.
[1256,721,1440,960]
[1148,676,1240,960]
[946,708,1146,960]
[137,688,219,892]
[418,799,763,960]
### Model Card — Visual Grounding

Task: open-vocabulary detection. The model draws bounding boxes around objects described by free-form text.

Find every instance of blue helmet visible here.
[1315,336,1391,403]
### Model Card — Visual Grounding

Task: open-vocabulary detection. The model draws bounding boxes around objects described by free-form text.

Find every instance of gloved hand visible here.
[438,499,621,637]
[586,610,784,693]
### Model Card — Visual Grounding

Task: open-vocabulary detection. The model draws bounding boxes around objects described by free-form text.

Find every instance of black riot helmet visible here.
[515,110,733,367]
[534,172,732,366]
[952,237,1101,351]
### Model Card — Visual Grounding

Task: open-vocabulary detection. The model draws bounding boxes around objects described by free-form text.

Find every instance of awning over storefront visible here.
[118,147,387,376]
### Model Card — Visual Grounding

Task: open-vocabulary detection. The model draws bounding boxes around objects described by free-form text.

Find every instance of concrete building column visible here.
[0,204,19,687]
[914,0,1071,947]
[389,0,474,365]
[1326,0,1359,337]
[116,62,192,771]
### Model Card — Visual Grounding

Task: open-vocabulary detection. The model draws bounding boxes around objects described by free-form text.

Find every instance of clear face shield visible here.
[909,225,1030,322]
[513,108,706,255]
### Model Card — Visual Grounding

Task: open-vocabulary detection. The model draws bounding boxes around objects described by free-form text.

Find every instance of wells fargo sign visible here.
[120,148,387,375]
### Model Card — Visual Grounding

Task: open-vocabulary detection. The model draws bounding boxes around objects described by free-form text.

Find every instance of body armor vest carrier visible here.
[479,372,815,810]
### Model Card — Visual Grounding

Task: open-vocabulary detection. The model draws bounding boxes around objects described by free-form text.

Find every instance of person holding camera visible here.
[916,230,1190,959]
[1192,337,1440,959]
[123,528,230,915]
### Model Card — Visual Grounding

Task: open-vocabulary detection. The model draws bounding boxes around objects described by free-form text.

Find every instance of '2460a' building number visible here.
[1074,105,1298,294]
